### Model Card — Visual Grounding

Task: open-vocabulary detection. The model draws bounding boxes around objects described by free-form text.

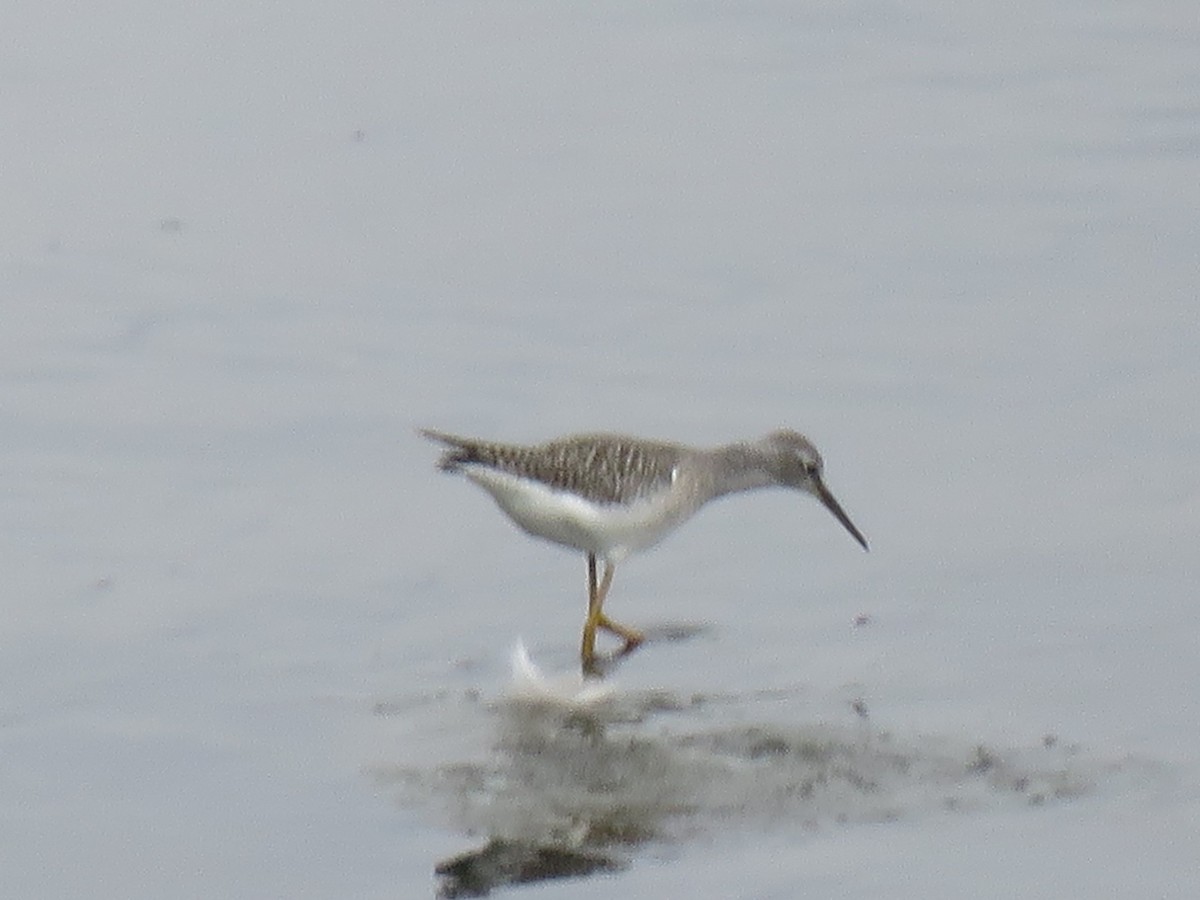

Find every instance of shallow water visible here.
[4,1,1199,897]
[375,647,1166,896]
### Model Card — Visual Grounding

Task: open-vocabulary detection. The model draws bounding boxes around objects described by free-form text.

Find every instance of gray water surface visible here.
[3,2,1198,897]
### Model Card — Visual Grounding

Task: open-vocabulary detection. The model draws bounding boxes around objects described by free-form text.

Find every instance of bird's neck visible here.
[707,442,776,499]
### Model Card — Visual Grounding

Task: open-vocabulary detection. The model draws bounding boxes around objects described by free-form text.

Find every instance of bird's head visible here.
[759,430,869,551]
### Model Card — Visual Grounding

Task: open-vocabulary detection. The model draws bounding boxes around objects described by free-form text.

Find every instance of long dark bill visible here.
[816,480,869,551]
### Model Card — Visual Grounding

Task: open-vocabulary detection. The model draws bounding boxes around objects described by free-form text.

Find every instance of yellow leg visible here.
[599,612,644,650]
[580,555,644,676]
[594,560,644,652]
[581,554,601,674]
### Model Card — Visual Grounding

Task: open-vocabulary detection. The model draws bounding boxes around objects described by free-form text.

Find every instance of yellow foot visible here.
[580,637,644,678]
[617,633,643,657]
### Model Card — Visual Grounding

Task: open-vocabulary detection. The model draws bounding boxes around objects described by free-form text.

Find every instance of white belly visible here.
[463,466,691,562]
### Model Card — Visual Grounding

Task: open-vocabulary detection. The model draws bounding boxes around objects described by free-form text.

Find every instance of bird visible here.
[421,428,868,676]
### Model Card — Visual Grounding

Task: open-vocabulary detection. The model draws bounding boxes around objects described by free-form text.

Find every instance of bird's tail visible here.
[419,428,479,472]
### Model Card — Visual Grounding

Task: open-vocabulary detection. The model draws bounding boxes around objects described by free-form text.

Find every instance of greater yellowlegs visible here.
[422,429,868,675]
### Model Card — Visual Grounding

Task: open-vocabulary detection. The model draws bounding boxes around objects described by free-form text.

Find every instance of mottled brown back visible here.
[424,430,682,505]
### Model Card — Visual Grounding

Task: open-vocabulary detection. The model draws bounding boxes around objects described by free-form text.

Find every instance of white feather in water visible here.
[508,640,617,706]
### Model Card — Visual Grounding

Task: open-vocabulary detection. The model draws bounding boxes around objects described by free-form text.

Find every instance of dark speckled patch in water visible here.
[373,686,1156,895]
[435,839,622,899]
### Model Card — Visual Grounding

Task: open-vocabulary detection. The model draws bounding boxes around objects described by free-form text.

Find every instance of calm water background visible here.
[4,2,1198,896]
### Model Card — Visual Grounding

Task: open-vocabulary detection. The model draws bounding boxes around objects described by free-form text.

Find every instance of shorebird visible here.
[422,429,868,675]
